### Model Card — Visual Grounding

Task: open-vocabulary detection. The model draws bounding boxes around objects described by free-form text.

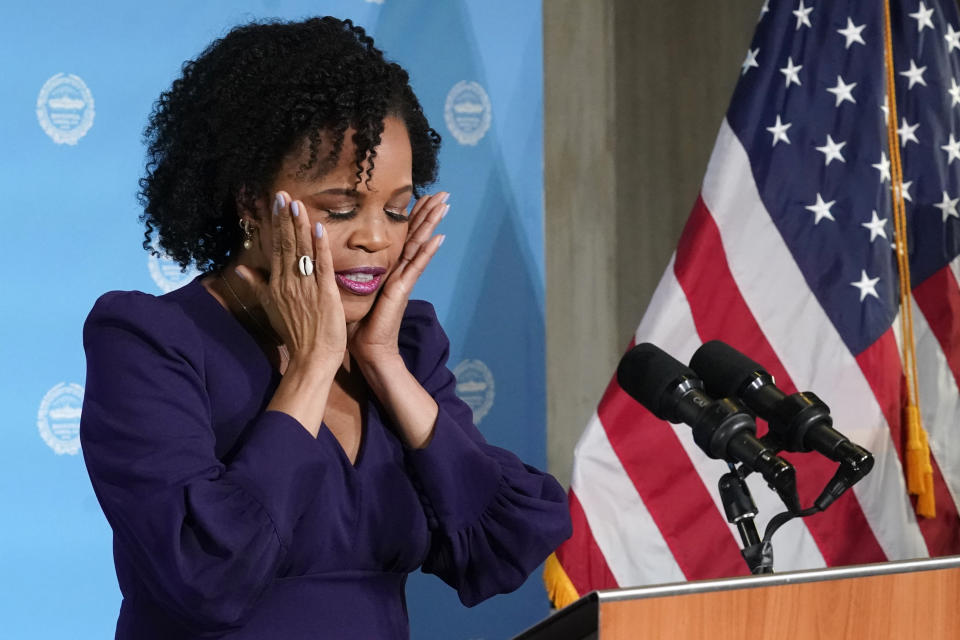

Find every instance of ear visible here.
[235,185,268,222]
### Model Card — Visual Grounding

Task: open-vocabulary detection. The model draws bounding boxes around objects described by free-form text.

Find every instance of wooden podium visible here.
[514,556,960,639]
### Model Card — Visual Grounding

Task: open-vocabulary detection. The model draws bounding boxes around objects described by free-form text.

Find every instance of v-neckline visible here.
[320,413,369,470]
[188,275,370,471]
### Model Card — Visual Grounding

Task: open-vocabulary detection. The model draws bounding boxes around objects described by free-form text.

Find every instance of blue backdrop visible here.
[0,1,546,637]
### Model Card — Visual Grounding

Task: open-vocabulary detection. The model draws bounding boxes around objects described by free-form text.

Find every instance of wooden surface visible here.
[598,566,960,639]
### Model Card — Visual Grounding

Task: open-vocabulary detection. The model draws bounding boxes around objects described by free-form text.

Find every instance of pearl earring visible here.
[240,218,255,250]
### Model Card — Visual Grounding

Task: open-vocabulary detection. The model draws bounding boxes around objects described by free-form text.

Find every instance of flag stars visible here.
[816,135,847,165]
[827,76,857,106]
[941,134,960,163]
[881,95,890,123]
[948,78,960,106]
[897,180,914,202]
[742,47,760,75]
[900,60,928,89]
[805,193,836,224]
[898,118,920,146]
[862,210,888,242]
[946,24,960,52]
[910,2,935,33]
[759,0,770,22]
[838,18,867,48]
[934,191,960,222]
[851,270,881,302]
[780,57,803,87]
[767,115,792,146]
[872,151,891,183]
[793,1,813,30]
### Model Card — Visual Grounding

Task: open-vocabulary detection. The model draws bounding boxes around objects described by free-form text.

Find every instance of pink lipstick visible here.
[334,266,386,295]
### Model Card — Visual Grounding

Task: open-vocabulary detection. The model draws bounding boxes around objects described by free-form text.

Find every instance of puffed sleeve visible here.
[398,301,572,607]
[79,291,329,633]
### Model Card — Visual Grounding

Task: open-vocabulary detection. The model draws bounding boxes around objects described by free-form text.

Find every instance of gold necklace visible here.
[220,271,290,364]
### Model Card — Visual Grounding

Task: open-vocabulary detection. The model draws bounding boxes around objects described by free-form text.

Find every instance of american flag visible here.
[549,0,960,599]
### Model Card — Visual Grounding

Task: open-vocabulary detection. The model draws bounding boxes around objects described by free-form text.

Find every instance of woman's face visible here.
[253,117,414,324]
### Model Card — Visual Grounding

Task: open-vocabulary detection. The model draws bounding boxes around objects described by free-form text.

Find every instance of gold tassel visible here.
[904,406,924,493]
[917,477,936,518]
[905,407,936,517]
[543,552,580,610]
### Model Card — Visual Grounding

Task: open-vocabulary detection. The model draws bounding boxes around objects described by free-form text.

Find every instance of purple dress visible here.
[79,277,571,639]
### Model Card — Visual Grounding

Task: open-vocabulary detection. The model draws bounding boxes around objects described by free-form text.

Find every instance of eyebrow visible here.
[312,185,414,198]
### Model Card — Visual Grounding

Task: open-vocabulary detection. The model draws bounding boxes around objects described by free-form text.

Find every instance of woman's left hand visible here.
[347,192,449,366]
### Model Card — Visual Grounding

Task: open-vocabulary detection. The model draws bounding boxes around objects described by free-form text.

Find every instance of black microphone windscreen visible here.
[617,343,695,420]
[690,340,767,398]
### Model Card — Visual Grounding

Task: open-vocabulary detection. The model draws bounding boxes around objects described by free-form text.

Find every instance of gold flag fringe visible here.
[543,552,580,610]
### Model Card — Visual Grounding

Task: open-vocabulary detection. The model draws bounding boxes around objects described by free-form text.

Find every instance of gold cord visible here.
[883,0,934,517]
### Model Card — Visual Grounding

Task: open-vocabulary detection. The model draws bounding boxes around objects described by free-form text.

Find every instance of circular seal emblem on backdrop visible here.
[37,382,84,455]
[452,359,495,424]
[148,239,201,293]
[36,73,95,145]
[444,81,492,146]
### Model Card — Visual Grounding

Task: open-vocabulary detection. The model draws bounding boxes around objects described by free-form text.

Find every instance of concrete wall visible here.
[544,1,760,485]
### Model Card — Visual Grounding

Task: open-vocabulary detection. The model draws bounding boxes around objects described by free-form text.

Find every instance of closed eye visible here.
[324,208,356,220]
[323,207,409,222]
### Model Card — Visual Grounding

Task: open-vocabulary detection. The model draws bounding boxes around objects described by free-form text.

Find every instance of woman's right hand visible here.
[236,192,345,436]
[236,191,346,370]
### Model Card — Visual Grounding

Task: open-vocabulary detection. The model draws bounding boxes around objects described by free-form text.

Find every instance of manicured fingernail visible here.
[274,193,286,216]
[441,204,450,219]
[314,222,323,238]
[291,201,300,217]
[438,234,446,247]
[234,267,247,281]
[440,192,450,204]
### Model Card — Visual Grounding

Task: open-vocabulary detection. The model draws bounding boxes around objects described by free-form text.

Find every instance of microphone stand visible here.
[718,463,773,574]
[716,431,840,576]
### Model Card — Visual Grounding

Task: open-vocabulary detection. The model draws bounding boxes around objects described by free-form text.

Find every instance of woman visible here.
[79,17,571,639]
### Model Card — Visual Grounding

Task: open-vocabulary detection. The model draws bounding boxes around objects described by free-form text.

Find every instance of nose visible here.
[346,207,392,253]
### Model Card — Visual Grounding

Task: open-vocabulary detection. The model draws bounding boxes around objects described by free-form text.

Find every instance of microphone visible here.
[617,343,800,512]
[689,340,874,509]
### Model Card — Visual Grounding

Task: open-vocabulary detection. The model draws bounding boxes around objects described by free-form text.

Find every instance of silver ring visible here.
[298,255,314,277]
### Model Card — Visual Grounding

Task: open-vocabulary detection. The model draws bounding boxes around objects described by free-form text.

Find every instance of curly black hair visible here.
[139,16,442,273]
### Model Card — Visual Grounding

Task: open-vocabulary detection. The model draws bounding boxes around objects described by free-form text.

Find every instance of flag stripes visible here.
[556,490,619,594]
[854,327,958,555]
[597,378,748,581]
[914,266,960,387]
[567,411,684,587]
